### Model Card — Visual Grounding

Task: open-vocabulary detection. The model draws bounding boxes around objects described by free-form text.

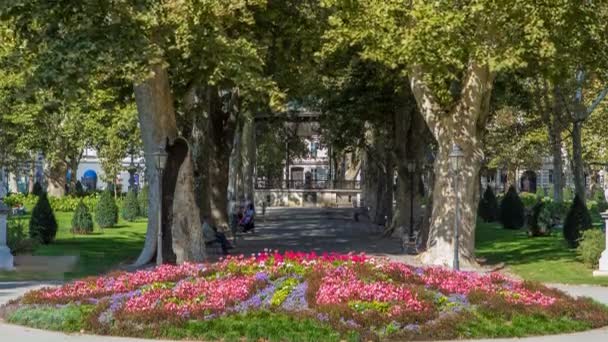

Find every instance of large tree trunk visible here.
[241,117,256,202]
[571,121,586,202]
[411,62,494,268]
[549,118,564,202]
[45,161,67,197]
[206,86,240,233]
[28,159,35,194]
[228,121,242,204]
[133,65,203,266]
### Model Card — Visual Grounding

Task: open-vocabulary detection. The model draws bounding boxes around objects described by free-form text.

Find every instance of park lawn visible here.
[476,221,608,286]
[0,211,147,281]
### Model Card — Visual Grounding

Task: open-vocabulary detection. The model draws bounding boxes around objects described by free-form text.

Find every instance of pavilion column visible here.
[593,211,608,277]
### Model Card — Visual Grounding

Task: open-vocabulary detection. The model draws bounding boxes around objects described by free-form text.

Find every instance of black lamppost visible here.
[406,159,417,254]
[449,144,464,271]
[151,146,168,266]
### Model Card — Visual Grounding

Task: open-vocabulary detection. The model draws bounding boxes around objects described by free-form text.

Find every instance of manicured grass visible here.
[476,221,608,285]
[6,304,95,332]
[0,212,147,281]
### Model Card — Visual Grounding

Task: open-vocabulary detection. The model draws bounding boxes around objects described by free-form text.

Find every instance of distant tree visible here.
[29,193,58,244]
[71,200,94,234]
[563,194,593,248]
[122,190,140,222]
[96,190,118,228]
[500,186,525,229]
[478,187,499,222]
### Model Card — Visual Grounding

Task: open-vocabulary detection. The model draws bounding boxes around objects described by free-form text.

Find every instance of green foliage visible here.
[32,182,43,196]
[121,190,140,222]
[564,195,593,248]
[270,278,299,306]
[28,193,58,244]
[519,192,538,209]
[563,187,574,202]
[138,186,149,218]
[535,186,546,199]
[529,200,550,237]
[478,187,499,222]
[592,189,608,212]
[95,191,118,229]
[74,181,85,197]
[71,200,94,234]
[577,229,606,268]
[6,304,95,332]
[500,186,525,230]
[7,215,39,255]
[161,311,348,342]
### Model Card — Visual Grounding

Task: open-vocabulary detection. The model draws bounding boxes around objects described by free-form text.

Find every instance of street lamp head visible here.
[407,160,416,173]
[152,146,168,171]
[449,144,464,174]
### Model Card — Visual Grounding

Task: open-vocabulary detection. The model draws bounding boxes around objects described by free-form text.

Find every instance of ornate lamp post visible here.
[449,144,464,271]
[594,211,608,277]
[0,198,13,270]
[406,159,417,254]
[151,146,168,266]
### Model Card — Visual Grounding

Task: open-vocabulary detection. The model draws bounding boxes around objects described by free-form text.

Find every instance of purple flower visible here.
[281,281,308,311]
[234,284,276,312]
[317,313,329,322]
[254,272,270,283]
[404,323,420,332]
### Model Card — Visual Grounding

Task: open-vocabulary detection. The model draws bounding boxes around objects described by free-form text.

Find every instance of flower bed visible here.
[3,251,608,341]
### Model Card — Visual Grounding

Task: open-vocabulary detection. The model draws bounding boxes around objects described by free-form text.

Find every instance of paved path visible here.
[1,207,608,341]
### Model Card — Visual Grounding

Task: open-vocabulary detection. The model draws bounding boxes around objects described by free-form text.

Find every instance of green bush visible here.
[71,200,94,234]
[32,182,44,196]
[563,194,592,248]
[500,186,525,230]
[7,215,39,255]
[520,192,538,209]
[478,187,499,222]
[74,181,85,197]
[121,190,140,222]
[529,200,550,236]
[29,193,58,244]
[535,186,546,199]
[563,187,574,202]
[138,186,149,218]
[577,229,606,268]
[592,189,608,213]
[95,190,118,228]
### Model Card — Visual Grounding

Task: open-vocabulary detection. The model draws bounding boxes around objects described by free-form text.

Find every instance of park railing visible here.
[255,179,361,190]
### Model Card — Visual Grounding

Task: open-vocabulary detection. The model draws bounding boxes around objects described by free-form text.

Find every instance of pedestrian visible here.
[202,215,233,255]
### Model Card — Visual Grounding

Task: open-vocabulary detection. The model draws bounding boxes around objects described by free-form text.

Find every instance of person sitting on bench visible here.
[202,216,233,254]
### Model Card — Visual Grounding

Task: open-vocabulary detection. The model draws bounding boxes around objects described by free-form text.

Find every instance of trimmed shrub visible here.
[71,200,94,234]
[563,194,592,248]
[500,186,525,230]
[577,229,606,268]
[592,189,608,213]
[32,182,44,197]
[478,187,499,222]
[121,190,140,222]
[95,190,118,228]
[138,186,149,218]
[28,193,58,244]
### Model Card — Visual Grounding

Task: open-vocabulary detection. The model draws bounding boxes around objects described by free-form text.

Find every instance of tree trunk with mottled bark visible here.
[410,62,494,268]
[45,161,67,197]
[241,117,256,202]
[133,65,203,266]
[571,121,586,202]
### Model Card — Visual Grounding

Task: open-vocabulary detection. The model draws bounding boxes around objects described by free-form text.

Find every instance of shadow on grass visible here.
[476,222,576,267]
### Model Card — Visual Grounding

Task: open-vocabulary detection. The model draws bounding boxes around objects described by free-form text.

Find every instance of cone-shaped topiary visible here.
[138,185,149,218]
[593,188,608,212]
[563,194,592,248]
[29,193,58,244]
[500,186,525,229]
[71,200,94,234]
[96,190,118,228]
[32,181,44,197]
[478,187,499,222]
[74,181,85,197]
[122,190,140,222]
